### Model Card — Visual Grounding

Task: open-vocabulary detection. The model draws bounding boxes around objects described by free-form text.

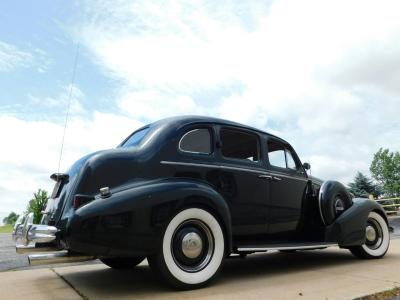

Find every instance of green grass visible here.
[0,224,13,233]
[356,287,400,299]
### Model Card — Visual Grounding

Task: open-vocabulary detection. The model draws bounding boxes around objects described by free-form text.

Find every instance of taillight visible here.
[73,194,95,209]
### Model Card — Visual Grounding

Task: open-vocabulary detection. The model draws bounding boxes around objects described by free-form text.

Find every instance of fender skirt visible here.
[324,198,388,247]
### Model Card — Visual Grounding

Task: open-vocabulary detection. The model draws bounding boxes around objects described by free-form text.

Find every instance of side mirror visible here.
[303,162,311,170]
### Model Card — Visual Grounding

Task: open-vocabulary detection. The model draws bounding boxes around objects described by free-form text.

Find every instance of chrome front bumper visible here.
[13,213,58,253]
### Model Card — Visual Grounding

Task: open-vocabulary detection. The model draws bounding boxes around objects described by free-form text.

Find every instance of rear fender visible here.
[325,198,387,247]
[67,178,232,255]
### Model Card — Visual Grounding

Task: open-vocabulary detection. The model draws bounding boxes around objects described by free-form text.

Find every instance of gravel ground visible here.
[1,216,399,272]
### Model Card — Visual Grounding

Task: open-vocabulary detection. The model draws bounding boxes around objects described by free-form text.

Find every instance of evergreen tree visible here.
[348,172,383,198]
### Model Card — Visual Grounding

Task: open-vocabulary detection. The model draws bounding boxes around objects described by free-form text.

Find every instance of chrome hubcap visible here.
[334,197,345,215]
[365,218,383,250]
[182,232,203,259]
[366,225,377,242]
[171,219,214,272]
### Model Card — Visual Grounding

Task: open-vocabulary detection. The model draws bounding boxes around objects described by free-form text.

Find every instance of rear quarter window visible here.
[179,128,212,154]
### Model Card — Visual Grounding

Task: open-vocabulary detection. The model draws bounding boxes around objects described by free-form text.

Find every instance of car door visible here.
[265,138,308,241]
[216,126,270,237]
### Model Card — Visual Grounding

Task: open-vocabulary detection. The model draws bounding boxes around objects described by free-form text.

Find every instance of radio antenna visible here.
[57,43,80,173]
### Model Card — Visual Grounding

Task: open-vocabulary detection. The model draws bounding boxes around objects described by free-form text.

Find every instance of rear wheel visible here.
[349,212,390,259]
[100,256,145,269]
[148,208,225,289]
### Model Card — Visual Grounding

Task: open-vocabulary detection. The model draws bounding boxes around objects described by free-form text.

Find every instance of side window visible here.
[220,128,260,162]
[267,140,299,170]
[286,150,298,170]
[267,141,286,168]
[179,128,212,154]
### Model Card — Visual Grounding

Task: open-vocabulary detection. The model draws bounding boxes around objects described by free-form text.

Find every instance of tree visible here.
[26,189,49,224]
[370,148,400,197]
[348,172,383,198]
[2,212,19,225]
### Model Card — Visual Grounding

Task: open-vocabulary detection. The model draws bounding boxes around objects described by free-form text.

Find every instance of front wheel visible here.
[148,208,225,289]
[349,211,390,259]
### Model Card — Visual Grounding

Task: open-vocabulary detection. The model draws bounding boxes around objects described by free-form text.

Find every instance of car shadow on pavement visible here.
[57,248,400,298]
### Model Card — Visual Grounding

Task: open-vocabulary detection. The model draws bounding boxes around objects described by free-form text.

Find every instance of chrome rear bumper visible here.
[13,212,58,251]
[13,213,96,265]
[28,251,95,266]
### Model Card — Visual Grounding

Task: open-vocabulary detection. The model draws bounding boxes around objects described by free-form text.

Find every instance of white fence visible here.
[374,197,400,215]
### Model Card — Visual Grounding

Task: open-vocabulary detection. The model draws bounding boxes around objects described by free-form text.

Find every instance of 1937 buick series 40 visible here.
[13,116,390,289]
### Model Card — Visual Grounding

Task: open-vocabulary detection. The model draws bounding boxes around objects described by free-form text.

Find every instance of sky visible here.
[1,0,400,224]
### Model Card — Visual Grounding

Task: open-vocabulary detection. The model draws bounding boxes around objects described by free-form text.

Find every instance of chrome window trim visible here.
[178,128,212,155]
[160,160,308,182]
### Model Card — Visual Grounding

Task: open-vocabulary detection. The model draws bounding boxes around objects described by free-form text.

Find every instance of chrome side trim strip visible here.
[161,160,265,175]
[237,243,337,252]
[318,182,327,226]
[160,160,308,182]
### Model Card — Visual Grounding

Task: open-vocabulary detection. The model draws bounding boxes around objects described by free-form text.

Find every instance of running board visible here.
[237,243,338,252]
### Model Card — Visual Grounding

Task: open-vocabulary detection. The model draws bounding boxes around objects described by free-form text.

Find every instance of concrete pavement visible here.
[1,239,400,300]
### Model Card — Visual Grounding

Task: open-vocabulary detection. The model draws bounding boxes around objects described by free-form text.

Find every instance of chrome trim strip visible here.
[161,160,266,175]
[178,129,212,155]
[237,243,337,252]
[160,160,308,182]
[318,182,327,226]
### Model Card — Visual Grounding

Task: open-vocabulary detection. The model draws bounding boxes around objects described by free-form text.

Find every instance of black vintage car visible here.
[13,116,390,289]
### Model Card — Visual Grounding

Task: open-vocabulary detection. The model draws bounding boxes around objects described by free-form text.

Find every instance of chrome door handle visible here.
[258,174,272,180]
[272,176,282,181]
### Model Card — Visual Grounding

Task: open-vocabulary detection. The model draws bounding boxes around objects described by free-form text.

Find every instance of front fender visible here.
[325,198,387,247]
[65,178,232,256]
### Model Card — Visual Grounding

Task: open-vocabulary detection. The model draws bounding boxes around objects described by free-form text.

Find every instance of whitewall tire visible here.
[148,208,225,289]
[349,211,390,259]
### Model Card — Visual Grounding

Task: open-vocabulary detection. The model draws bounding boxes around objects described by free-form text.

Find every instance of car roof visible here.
[150,115,288,144]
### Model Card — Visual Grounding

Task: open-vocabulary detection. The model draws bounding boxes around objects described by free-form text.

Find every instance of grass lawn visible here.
[357,287,400,299]
[0,224,13,233]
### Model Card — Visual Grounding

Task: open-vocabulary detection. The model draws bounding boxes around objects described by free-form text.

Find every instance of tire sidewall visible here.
[320,181,352,225]
[161,208,225,286]
[361,211,390,257]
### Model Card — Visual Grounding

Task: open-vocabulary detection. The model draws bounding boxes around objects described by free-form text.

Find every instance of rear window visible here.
[220,128,259,162]
[120,127,150,148]
[179,128,212,154]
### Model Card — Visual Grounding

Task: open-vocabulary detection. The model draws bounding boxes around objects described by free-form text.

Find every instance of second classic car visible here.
[13,116,390,289]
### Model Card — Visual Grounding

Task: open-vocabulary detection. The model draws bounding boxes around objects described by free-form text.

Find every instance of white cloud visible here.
[0,41,33,72]
[72,0,400,186]
[29,84,86,115]
[3,0,400,222]
[118,90,200,120]
[0,110,143,223]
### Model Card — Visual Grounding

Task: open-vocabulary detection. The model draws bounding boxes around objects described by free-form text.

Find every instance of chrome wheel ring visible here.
[171,219,214,273]
[365,218,383,250]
